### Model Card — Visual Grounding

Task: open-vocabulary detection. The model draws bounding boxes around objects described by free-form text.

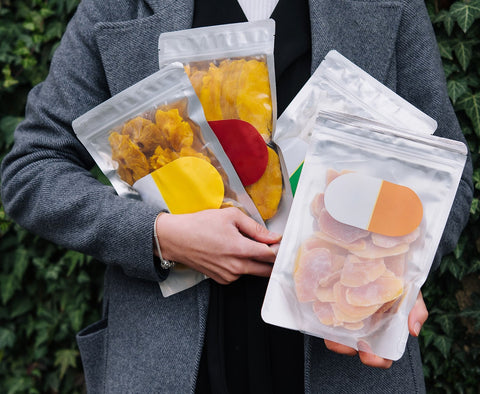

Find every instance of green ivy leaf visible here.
[13,248,29,280]
[0,115,22,148]
[454,40,473,70]
[433,335,453,358]
[0,327,16,349]
[0,273,17,305]
[420,327,436,347]
[450,0,480,33]
[443,61,460,78]
[457,92,480,136]
[437,40,454,60]
[434,10,456,35]
[54,349,78,379]
[448,78,469,103]
[447,258,466,279]
[10,297,33,319]
[435,314,455,336]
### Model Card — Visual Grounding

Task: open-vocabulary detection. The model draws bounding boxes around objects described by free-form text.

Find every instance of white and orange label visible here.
[324,173,423,237]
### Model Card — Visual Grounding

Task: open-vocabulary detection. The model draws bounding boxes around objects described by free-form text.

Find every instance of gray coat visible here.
[1,0,473,393]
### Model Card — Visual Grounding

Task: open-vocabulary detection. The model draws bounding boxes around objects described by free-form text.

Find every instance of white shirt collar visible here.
[236,0,279,21]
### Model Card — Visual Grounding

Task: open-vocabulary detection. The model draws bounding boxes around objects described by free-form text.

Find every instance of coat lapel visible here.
[308,0,403,85]
[94,0,194,95]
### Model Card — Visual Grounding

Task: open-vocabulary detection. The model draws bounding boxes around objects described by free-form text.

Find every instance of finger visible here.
[240,259,273,277]
[269,242,280,255]
[324,340,357,356]
[245,241,278,263]
[408,291,429,337]
[232,209,282,244]
[357,341,393,369]
[358,351,393,369]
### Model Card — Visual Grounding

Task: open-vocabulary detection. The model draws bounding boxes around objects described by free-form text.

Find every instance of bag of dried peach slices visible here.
[158,20,291,233]
[262,113,467,360]
[72,62,262,296]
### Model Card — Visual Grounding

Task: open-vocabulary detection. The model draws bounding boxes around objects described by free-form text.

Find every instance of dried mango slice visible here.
[218,59,245,119]
[245,146,282,220]
[108,132,150,185]
[340,254,386,288]
[331,282,383,323]
[178,146,211,163]
[149,146,179,170]
[199,64,224,120]
[312,301,338,326]
[345,270,404,307]
[236,59,272,142]
[121,116,151,141]
[294,247,333,303]
[185,65,207,98]
[155,108,194,151]
[122,116,167,156]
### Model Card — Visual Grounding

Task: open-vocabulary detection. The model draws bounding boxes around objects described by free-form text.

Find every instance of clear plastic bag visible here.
[262,113,467,361]
[158,20,290,232]
[72,62,262,296]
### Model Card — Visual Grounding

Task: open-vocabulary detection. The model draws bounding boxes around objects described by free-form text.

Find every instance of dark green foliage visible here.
[422,0,480,392]
[0,0,479,392]
[0,1,103,393]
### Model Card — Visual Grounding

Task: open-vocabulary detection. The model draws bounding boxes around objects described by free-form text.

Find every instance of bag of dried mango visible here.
[158,20,290,233]
[261,113,467,361]
[72,62,262,297]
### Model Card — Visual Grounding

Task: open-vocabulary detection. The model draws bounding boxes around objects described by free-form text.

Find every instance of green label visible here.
[289,162,304,196]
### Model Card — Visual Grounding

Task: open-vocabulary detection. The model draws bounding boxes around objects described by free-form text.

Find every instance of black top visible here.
[192,1,312,393]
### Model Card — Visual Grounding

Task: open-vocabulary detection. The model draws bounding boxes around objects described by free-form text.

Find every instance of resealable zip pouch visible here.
[262,113,467,361]
[274,50,438,195]
[158,20,290,233]
[72,62,263,297]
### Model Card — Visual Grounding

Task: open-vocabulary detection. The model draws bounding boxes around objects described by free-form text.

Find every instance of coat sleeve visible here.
[394,0,473,271]
[0,0,166,282]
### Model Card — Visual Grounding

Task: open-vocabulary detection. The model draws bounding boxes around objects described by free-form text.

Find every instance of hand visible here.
[324,291,428,368]
[155,207,282,284]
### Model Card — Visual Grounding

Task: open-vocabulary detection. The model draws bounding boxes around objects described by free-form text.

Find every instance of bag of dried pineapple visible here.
[158,20,290,233]
[274,50,438,195]
[73,62,263,297]
[262,113,467,361]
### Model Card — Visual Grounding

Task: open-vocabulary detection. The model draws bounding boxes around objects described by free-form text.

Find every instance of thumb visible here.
[234,212,282,245]
[408,291,429,337]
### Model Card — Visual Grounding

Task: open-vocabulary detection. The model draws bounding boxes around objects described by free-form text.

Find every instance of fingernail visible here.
[414,322,421,336]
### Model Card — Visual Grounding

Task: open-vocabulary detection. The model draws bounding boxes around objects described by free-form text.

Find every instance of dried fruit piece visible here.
[155,108,194,151]
[245,146,282,220]
[371,227,420,248]
[331,282,383,323]
[312,301,338,326]
[340,255,386,288]
[149,146,179,170]
[109,132,150,185]
[294,247,333,303]
[235,59,272,141]
[345,270,403,307]
[199,64,224,120]
[122,117,167,156]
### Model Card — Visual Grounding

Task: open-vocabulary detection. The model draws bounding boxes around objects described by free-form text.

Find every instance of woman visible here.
[1,0,472,392]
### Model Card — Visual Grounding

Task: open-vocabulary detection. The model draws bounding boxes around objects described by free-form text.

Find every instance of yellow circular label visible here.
[150,156,224,214]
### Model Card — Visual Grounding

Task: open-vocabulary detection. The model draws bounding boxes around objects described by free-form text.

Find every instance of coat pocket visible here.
[77,318,108,393]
